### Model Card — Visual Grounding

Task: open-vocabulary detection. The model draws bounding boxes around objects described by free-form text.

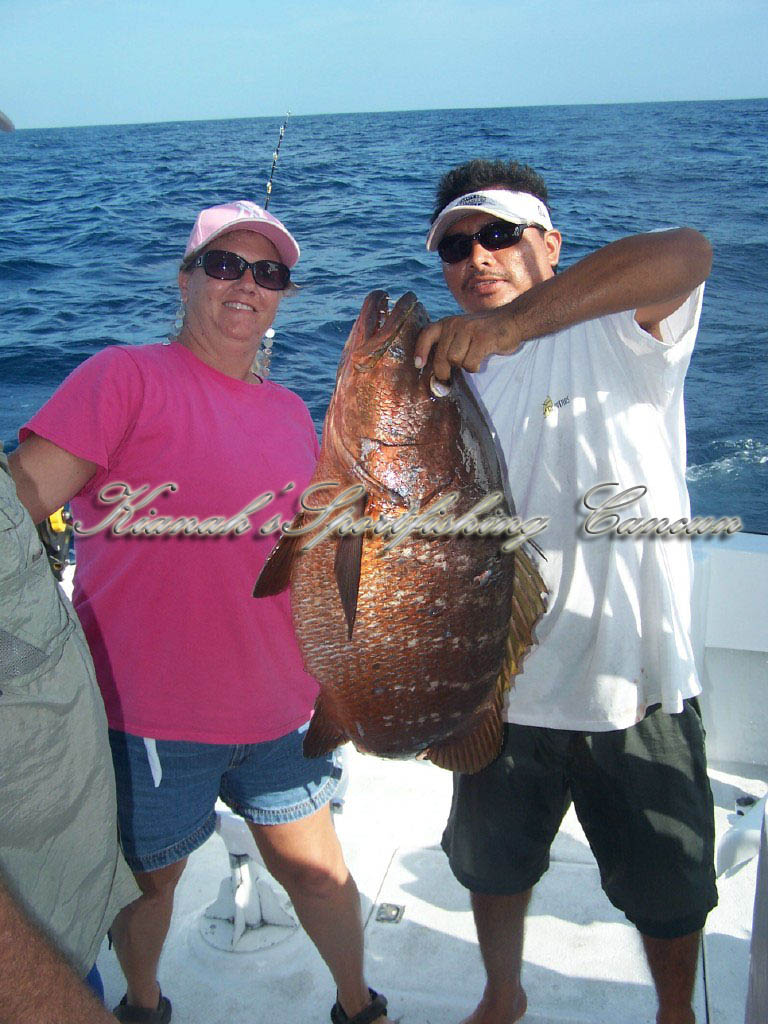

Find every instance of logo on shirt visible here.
[543,395,570,417]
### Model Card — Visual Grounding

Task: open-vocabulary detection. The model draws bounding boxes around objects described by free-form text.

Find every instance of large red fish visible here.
[254,291,546,772]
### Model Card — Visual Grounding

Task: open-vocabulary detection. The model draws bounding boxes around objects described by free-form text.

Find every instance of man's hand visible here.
[414,306,523,381]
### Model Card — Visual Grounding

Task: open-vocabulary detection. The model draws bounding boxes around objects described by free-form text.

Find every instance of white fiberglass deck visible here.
[92,748,767,1023]
[85,531,767,1023]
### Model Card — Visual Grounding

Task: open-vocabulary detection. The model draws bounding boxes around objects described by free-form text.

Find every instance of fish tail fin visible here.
[253,517,306,597]
[422,679,505,774]
[423,545,547,775]
[303,699,348,758]
[498,544,548,690]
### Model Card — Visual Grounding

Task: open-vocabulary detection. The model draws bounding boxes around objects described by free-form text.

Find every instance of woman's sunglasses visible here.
[437,220,530,265]
[194,249,291,291]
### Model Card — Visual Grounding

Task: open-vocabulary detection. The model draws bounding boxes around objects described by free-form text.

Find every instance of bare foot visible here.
[656,1011,695,1024]
[459,987,527,1024]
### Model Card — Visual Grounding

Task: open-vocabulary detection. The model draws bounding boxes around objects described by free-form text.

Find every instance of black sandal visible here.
[113,989,172,1023]
[330,987,388,1024]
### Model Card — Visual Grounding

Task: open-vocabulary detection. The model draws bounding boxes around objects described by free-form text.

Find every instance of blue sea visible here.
[1,100,766,532]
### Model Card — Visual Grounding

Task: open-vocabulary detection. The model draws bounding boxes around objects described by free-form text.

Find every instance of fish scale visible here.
[254,290,547,772]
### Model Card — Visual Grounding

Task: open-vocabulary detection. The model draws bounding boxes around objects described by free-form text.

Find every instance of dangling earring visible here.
[166,302,185,344]
[251,328,275,377]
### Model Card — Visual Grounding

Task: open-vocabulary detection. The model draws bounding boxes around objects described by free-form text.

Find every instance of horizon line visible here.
[6,95,767,133]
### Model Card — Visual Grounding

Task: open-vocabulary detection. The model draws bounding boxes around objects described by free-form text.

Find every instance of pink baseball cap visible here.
[183,200,300,268]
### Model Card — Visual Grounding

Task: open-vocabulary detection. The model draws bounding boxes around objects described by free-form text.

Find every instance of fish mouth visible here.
[353,291,425,369]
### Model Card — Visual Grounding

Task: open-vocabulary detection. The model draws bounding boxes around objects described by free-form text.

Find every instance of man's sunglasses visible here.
[194,249,291,291]
[437,220,531,265]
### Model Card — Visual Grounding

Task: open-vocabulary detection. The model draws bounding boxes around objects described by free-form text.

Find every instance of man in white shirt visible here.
[414,160,717,1024]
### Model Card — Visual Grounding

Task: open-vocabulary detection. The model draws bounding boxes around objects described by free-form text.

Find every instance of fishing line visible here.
[255,112,292,378]
[264,112,290,210]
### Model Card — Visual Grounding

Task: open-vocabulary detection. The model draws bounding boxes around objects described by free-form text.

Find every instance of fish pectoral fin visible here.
[303,700,348,758]
[333,495,367,640]
[252,516,306,597]
[422,693,505,775]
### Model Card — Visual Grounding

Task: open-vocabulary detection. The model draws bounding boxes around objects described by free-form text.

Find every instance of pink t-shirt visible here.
[22,342,321,743]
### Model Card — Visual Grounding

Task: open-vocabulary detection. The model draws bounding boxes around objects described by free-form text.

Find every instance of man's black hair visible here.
[431,160,550,223]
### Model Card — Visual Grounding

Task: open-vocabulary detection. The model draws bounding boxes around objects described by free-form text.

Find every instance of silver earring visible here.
[166,302,185,343]
[252,328,275,377]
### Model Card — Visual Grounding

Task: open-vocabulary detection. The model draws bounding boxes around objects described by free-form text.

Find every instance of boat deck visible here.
[94,746,767,1023]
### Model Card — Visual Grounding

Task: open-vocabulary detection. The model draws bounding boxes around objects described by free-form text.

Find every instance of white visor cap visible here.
[426,189,553,251]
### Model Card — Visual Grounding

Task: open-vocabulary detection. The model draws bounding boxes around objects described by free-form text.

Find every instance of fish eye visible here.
[429,375,451,398]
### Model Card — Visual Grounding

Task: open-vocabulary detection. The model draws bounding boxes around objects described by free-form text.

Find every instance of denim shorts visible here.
[441,700,718,938]
[109,725,342,872]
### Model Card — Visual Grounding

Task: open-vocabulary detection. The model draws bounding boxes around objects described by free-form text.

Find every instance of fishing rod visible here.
[255,113,292,378]
[264,112,290,209]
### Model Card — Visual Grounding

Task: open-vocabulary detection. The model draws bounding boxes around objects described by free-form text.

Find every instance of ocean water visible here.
[1,100,766,532]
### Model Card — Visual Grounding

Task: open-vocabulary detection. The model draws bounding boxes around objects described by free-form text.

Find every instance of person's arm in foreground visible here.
[8,434,97,525]
[415,227,713,380]
[0,874,115,1024]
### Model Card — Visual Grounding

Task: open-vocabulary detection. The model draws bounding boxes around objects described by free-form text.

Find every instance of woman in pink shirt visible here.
[10,202,389,1024]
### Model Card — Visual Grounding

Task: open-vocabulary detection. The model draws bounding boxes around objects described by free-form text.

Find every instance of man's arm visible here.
[415,228,712,381]
[8,435,97,525]
[0,874,116,1023]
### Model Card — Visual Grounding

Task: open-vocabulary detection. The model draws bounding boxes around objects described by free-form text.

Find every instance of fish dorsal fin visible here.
[252,515,305,597]
[333,494,367,640]
[498,544,548,689]
[303,699,349,758]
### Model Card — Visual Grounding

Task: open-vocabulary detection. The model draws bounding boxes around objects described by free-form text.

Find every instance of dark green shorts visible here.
[441,699,718,938]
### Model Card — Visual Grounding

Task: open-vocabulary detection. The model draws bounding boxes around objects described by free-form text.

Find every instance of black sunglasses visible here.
[437,220,531,265]
[194,249,291,291]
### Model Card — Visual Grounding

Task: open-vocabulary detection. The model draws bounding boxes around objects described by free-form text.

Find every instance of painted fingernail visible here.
[414,356,423,369]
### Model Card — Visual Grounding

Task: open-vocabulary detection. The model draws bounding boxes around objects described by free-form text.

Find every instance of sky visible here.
[2,0,767,130]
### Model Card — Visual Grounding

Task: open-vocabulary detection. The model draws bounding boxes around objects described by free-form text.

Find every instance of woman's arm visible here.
[8,435,98,525]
